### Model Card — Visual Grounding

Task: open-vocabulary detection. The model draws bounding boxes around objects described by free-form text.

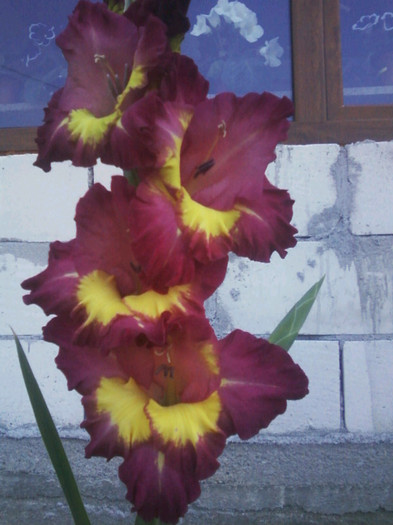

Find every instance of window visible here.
[290,0,393,144]
[1,0,392,153]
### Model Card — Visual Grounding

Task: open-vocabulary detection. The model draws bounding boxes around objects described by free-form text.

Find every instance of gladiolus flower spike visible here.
[21,1,313,524]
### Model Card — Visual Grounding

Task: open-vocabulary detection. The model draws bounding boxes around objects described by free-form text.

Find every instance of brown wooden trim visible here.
[0,127,37,154]
[1,1,393,151]
[323,0,343,120]
[287,119,393,145]
[291,0,326,123]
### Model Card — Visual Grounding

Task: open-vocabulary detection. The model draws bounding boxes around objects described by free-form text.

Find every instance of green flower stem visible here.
[124,168,140,186]
[135,515,170,525]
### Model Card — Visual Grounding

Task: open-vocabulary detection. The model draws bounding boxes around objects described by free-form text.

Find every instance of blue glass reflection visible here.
[0,0,100,128]
[341,0,393,105]
[182,0,292,97]
[0,0,292,128]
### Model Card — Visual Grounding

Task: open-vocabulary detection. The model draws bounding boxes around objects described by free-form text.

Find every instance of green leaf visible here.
[135,515,170,525]
[12,331,91,525]
[268,277,324,351]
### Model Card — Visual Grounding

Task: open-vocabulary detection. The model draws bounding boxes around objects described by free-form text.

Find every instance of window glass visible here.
[182,0,292,98]
[0,0,99,128]
[0,0,292,129]
[341,0,393,105]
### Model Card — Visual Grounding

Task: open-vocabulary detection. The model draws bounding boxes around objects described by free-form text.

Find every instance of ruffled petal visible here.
[181,92,293,208]
[48,318,128,395]
[34,1,172,171]
[73,177,138,295]
[218,330,309,439]
[227,178,297,262]
[119,430,225,524]
[119,444,199,523]
[21,240,78,316]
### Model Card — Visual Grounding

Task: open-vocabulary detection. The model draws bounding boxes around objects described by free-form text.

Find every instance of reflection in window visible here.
[0,0,100,128]
[0,0,292,129]
[341,0,393,105]
[182,0,292,98]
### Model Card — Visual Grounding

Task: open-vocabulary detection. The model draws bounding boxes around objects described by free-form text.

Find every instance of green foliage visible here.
[12,331,91,525]
[268,277,324,351]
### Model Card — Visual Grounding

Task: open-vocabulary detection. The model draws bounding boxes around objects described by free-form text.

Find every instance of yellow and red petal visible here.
[34,1,172,172]
[73,177,139,295]
[73,268,206,347]
[119,444,200,523]
[217,330,309,440]
[119,428,226,523]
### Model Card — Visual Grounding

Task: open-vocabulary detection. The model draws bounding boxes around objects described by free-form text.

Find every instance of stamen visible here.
[218,120,227,138]
[129,261,141,273]
[155,364,175,378]
[114,74,122,96]
[94,53,106,64]
[106,73,118,99]
[194,158,215,178]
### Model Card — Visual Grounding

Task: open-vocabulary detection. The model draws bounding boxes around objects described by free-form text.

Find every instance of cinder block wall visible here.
[1,143,393,522]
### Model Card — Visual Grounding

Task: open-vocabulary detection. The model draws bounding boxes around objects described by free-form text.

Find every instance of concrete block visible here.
[264,341,341,434]
[267,144,340,237]
[344,340,393,433]
[93,160,120,188]
[0,245,50,336]
[214,241,392,336]
[347,141,393,235]
[0,154,88,242]
[0,339,83,437]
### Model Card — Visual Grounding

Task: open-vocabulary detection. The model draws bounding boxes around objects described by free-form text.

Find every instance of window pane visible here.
[0,0,99,128]
[182,0,292,98]
[341,0,393,105]
[0,0,292,130]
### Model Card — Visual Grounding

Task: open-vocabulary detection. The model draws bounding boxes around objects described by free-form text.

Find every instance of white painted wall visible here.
[1,143,393,438]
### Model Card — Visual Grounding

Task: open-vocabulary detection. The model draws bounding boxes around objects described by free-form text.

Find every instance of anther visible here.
[218,120,227,138]
[129,261,141,273]
[94,53,106,64]
[107,73,118,99]
[114,73,122,95]
[194,158,215,178]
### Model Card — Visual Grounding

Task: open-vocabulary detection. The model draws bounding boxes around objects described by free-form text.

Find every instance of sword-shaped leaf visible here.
[12,330,91,525]
[269,277,324,351]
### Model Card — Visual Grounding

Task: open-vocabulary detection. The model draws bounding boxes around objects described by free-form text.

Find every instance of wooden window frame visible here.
[1,0,392,153]
[288,0,393,144]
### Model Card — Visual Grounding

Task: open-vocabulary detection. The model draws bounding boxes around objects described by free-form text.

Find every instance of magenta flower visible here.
[34,1,207,172]
[22,177,227,349]
[46,315,308,524]
[124,91,297,284]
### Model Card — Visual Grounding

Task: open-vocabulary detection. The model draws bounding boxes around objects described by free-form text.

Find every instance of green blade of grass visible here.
[268,277,324,351]
[12,331,91,525]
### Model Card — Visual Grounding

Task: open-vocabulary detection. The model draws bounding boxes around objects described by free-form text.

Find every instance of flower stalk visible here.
[18,1,322,523]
